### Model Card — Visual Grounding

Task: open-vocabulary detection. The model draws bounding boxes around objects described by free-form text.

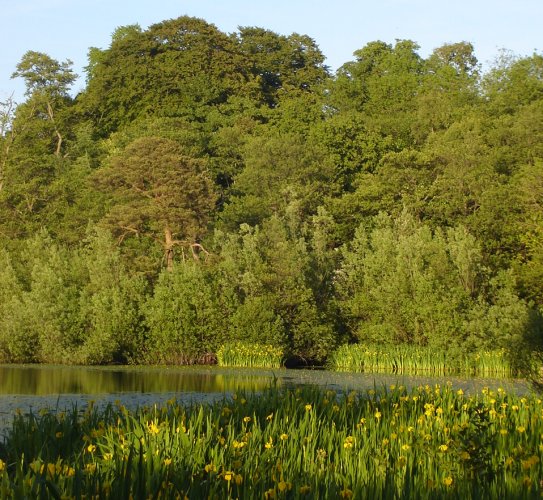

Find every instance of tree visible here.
[412,42,480,142]
[145,261,233,363]
[336,211,532,354]
[80,17,250,135]
[237,27,329,107]
[94,136,216,271]
[12,50,76,155]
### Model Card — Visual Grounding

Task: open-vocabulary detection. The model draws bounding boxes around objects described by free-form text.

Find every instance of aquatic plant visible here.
[217,341,284,368]
[328,344,518,377]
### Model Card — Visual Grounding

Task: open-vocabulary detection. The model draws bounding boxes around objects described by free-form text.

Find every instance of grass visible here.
[1,382,543,498]
[328,344,518,378]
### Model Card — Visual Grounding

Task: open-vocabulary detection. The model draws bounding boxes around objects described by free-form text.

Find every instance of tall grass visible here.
[1,383,543,498]
[328,344,517,377]
[217,341,284,368]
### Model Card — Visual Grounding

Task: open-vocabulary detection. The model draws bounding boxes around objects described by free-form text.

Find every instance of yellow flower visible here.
[517,426,526,433]
[85,463,96,474]
[0,459,6,472]
[47,463,56,476]
[280,433,288,441]
[243,416,251,423]
[457,389,464,396]
[339,488,353,498]
[344,436,355,449]
[521,455,539,470]
[500,429,508,435]
[443,476,453,487]
[55,431,63,438]
[87,444,96,454]
[438,444,448,452]
[235,474,243,485]
[460,451,470,460]
[204,463,216,473]
[164,458,172,466]
[278,481,288,492]
[398,456,407,467]
[223,471,233,482]
[148,421,160,435]
[299,485,311,494]
[401,444,410,451]
[305,404,312,412]
[233,440,246,449]
[266,413,274,421]
[374,410,382,419]
[264,488,275,499]
[382,438,389,447]
[103,453,113,461]
[265,437,274,449]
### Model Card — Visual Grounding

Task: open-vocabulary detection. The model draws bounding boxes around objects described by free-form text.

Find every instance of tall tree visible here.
[94,136,216,271]
[12,50,77,155]
[80,17,250,135]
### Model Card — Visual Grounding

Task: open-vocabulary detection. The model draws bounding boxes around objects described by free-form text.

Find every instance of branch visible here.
[46,100,63,156]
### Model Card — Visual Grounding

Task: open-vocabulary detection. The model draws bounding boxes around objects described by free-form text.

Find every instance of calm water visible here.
[0,364,531,438]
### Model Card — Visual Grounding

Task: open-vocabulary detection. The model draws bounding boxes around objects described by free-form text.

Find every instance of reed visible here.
[328,344,519,377]
[1,383,542,498]
[217,341,284,368]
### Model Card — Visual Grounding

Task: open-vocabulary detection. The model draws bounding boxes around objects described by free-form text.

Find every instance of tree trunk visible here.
[164,227,174,272]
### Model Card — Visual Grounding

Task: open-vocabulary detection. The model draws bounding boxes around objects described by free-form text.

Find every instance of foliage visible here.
[144,261,233,364]
[1,16,543,367]
[93,136,217,271]
[335,212,535,355]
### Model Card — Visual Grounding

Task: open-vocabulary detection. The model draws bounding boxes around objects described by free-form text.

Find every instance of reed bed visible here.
[217,342,284,368]
[1,383,543,498]
[328,344,517,377]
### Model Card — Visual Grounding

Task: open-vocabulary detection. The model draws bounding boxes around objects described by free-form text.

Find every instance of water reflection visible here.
[0,365,532,438]
[0,365,280,395]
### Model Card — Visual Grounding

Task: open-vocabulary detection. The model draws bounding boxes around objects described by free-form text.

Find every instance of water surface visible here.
[0,364,531,438]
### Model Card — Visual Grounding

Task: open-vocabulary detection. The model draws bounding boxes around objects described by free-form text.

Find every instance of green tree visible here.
[0,52,79,241]
[94,136,217,271]
[216,217,336,361]
[12,50,77,156]
[80,17,250,135]
[78,228,147,364]
[0,248,27,362]
[237,27,329,107]
[412,42,480,142]
[336,212,532,354]
[145,261,232,363]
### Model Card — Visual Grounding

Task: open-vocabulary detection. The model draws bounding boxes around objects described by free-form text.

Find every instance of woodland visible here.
[0,15,542,368]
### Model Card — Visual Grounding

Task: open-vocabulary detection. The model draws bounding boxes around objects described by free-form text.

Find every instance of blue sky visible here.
[1,0,541,103]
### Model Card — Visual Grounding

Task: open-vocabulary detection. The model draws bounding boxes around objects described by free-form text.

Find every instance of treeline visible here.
[0,16,542,366]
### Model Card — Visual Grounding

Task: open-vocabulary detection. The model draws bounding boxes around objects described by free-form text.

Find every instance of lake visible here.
[0,364,531,438]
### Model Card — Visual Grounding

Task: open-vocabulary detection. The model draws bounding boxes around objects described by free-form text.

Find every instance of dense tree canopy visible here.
[0,15,542,366]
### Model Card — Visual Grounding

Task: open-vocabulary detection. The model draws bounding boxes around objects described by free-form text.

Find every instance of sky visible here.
[1,0,541,103]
